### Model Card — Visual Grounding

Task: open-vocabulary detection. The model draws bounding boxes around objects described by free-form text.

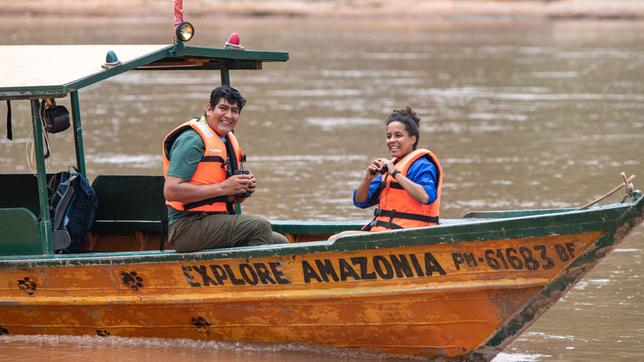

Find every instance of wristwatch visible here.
[391,169,401,178]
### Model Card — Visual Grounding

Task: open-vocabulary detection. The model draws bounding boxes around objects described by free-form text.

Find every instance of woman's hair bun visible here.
[386,106,420,126]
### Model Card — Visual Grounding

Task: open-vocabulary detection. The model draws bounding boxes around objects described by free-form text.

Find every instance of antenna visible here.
[173,0,183,31]
[173,0,194,43]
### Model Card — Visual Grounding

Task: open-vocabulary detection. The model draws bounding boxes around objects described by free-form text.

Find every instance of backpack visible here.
[48,169,98,253]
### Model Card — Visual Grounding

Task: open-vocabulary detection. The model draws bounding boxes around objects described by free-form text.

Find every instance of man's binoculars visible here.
[233,169,252,197]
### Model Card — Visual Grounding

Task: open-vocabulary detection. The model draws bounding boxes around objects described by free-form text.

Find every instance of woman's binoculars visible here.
[370,165,388,176]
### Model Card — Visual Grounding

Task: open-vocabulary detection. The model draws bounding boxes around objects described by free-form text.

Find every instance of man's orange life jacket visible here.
[367,148,442,231]
[162,117,244,214]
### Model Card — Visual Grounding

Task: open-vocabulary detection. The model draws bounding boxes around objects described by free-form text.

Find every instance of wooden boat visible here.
[0,23,642,361]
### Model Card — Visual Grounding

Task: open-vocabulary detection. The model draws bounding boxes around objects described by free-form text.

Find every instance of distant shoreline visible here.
[3,0,644,21]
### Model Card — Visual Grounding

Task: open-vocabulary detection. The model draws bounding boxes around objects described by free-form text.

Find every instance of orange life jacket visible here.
[366,148,443,231]
[162,117,244,214]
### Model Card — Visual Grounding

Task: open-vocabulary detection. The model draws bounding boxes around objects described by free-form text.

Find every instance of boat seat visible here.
[0,173,54,216]
[270,220,364,243]
[91,175,166,233]
[0,208,42,255]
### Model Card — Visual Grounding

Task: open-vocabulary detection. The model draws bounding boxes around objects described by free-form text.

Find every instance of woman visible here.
[354,107,443,231]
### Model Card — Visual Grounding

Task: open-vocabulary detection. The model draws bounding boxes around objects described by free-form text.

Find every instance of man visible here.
[163,85,288,252]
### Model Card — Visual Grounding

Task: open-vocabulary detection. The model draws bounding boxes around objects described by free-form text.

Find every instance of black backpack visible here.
[49,169,98,253]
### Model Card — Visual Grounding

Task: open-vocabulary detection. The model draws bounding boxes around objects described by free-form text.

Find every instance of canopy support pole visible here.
[220,65,230,86]
[30,99,53,255]
[70,91,87,177]
[219,64,240,214]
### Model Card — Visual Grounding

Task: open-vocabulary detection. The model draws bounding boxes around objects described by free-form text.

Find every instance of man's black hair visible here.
[209,85,246,111]
[385,107,421,148]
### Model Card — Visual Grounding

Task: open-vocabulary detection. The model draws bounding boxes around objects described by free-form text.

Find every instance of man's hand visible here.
[229,173,256,204]
[222,173,255,196]
[165,174,255,203]
[246,173,257,195]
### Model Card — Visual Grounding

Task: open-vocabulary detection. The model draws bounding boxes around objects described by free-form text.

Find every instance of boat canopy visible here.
[0,42,288,253]
[0,43,289,100]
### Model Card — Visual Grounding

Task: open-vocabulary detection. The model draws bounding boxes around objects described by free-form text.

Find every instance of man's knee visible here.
[241,216,288,245]
[235,215,270,243]
[247,215,272,234]
[271,231,289,244]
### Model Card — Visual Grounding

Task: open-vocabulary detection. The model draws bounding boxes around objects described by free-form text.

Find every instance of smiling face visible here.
[386,121,416,160]
[205,98,240,136]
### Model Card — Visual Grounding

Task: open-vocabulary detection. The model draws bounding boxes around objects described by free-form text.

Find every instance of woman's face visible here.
[386,121,416,159]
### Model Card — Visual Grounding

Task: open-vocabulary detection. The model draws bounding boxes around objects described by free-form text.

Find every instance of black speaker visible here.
[44,105,70,133]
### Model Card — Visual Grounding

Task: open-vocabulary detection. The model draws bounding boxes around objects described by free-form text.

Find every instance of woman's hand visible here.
[366,158,396,179]
[378,158,397,176]
[365,159,381,180]
[375,158,429,204]
[356,158,386,203]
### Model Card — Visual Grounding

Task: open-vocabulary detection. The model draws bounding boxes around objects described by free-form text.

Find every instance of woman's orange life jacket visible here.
[367,148,443,231]
[162,117,244,214]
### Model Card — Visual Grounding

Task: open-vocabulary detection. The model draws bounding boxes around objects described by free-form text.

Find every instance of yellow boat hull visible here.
[0,231,603,359]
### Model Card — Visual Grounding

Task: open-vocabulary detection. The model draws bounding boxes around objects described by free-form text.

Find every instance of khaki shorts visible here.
[168,213,288,252]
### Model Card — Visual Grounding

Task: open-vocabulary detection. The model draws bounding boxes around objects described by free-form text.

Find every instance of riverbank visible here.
[3,0,644,21]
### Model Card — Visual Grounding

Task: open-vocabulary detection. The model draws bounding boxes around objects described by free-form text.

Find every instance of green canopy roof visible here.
[0,43,288,100]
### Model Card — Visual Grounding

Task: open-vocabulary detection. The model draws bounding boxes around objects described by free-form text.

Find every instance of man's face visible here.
[206,98,240,136]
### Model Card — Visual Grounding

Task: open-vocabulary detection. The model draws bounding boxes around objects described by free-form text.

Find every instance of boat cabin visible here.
[0,41,325,256]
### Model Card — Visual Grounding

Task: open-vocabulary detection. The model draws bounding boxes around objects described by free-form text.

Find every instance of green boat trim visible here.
[1,193,641,268]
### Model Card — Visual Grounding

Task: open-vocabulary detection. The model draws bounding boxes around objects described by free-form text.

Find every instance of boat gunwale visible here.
[0,195,640,268]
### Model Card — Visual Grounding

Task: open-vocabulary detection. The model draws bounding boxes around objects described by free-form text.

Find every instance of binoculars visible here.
[369,165,388,176]
[233,169,252,197]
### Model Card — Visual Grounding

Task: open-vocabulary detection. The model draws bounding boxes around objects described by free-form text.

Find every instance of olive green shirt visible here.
[166,129,205,224]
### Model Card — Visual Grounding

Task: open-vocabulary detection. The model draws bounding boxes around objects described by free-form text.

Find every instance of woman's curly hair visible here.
[385,107,420,148]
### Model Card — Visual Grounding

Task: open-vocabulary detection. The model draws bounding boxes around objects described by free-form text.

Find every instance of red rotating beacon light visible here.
[225,32,244,50]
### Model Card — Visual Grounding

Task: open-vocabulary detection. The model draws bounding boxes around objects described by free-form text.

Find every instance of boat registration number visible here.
[451,242,576,272]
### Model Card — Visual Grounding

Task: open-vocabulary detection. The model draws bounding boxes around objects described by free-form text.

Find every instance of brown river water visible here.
[0,15,643,361]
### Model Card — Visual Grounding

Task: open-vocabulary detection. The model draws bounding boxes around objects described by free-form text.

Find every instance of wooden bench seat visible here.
[89,175,167,251]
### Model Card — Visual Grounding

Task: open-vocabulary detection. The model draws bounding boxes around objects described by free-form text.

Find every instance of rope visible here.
[578,172,636,210]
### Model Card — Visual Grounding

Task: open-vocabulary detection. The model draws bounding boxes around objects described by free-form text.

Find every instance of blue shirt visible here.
[353,157,438,208]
